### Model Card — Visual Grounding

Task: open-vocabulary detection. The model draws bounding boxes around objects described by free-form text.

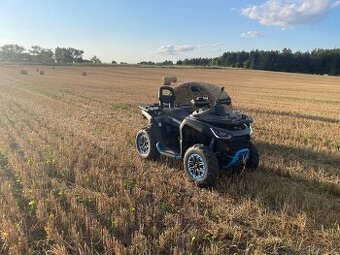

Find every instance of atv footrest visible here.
[156,142,182,160]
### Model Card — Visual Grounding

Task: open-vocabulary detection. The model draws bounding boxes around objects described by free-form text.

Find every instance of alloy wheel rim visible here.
[137,134,150,155]
[187,153,206,180]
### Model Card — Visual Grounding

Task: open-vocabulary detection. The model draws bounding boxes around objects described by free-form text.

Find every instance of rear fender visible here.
[141,110,152,121]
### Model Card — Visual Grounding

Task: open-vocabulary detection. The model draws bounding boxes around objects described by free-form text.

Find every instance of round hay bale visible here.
[36,68,40,72]
[20,70,28,75]
[174,81,233,111]
[163,76,177,85]
[82,71,87,76]
[39,70,45,75]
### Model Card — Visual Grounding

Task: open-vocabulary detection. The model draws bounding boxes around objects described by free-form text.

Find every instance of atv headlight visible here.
[210,128,233,140]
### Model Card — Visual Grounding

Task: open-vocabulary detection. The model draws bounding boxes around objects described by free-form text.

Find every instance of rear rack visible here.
[139,104,161,112]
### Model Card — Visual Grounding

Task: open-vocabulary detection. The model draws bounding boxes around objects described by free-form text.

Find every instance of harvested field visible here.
[0,65,339,254]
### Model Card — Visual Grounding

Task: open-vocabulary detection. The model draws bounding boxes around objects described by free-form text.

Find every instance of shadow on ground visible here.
[215,141,340,227]
[239,107,340,124]
[256,141,340,173]
[158,140,340,227]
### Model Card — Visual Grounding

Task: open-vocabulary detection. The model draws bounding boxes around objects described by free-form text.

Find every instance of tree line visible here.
[1,44,340,76]
[0,44,104,64]
[137,60,174,66]
[176,48,340,76]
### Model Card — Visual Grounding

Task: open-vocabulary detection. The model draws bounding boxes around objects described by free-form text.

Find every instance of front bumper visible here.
[222,148,249,169]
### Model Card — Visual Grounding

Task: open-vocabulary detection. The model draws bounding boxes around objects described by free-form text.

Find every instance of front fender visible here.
[180,116,213,156]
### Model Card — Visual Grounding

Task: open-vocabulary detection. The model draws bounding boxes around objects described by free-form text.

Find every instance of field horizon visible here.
[0,65,339,254]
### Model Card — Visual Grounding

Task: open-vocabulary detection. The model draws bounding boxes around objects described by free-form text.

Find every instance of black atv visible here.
[136,83,259,187]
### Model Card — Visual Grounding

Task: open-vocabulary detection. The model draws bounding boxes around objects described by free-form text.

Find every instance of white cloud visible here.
[156,43,224,56]
[157,45,176,55]
[241,31,262,38]
[212,42,222,46]
[176,45,196,52]
[157,44,196,55]
[240,0,340,27]
[332,0,340,7]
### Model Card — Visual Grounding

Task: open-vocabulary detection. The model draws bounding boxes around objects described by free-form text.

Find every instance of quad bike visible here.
[135,81,259,187]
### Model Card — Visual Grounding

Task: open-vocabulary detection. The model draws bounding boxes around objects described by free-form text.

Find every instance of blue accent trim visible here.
[156,142,162,153]
[222,148,250,169]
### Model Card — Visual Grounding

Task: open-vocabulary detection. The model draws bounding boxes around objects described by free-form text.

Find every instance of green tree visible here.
[55,47,72,63]
[54,47,84,64]
[243,60,251,69]
[69,48,84,63]
[90,55,102,64]
[0,44,26,61]
[158,60,173,66]
[29,46,54,63]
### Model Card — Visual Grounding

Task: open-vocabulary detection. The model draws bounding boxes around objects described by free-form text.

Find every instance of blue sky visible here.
[0,0,339,63]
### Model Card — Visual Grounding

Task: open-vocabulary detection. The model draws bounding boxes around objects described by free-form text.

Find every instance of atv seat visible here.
[159,86,176,108]
[163,107,191,126]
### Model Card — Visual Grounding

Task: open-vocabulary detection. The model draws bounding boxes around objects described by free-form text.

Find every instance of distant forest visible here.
[1,44,340,76]
[0,44,104,65]
[176,48,340,76]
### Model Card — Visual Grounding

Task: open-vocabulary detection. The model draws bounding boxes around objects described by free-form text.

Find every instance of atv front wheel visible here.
[135,128,159,160]
[183,144,219,188]
[246,142,259,171]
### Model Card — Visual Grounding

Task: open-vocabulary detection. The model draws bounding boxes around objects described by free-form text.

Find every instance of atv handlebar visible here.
[216,97,231,106]
[190,97,210,108]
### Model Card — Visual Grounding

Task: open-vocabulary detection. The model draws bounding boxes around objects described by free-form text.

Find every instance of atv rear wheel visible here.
[183,144,219,188]
[136,128,159,160]
[246,142,259,171]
